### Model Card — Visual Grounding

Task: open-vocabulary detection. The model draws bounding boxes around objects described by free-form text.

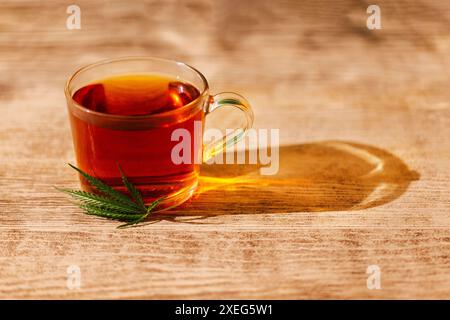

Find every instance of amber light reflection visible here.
[167,141,420,216]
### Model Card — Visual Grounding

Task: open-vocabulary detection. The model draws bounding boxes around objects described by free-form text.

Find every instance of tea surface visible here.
[73,74,200,116]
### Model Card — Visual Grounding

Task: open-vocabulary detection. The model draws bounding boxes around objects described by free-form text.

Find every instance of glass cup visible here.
[65,57,253,210]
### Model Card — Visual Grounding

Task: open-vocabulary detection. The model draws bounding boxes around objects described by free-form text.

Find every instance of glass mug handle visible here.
[203,92,254,162]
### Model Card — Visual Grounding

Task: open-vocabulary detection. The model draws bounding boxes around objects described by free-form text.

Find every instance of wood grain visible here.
[0,0,449,299]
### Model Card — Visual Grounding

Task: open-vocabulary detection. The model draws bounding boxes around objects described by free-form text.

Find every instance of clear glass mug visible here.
[65,57,253,210]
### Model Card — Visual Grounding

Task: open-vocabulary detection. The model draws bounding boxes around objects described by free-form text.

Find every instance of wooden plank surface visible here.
[0,0,449,299]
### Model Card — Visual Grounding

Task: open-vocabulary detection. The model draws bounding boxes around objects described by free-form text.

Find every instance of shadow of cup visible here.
[167,141,419,216]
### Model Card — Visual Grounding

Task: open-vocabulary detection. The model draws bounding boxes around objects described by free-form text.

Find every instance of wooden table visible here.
[0,0,449,299]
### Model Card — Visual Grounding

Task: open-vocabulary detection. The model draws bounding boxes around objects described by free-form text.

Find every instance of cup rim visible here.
[64,56,210,120]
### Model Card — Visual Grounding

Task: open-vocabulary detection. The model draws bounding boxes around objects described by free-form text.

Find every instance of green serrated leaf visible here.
[59,164,167,228]
[146,197,165,213]
[56,188,143,214]
[68,163,140,209]
[80,204,144,222]
[117,197,165,229]
[117,164,147,212]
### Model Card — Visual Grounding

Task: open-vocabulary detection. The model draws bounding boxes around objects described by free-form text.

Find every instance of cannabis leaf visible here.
[57,164,164,228]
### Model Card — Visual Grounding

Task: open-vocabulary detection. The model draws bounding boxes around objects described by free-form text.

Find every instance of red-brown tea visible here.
[70,74,203,204]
